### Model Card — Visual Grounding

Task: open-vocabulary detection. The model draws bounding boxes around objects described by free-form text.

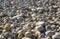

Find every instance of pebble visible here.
[36,21,44,26]
[35,25,44,32]
[4,23,11,31]
[45,31,54,36]
[25,31,32,38]
[22,37,31,39]
[52,32,60,39]
[0,26,3,31]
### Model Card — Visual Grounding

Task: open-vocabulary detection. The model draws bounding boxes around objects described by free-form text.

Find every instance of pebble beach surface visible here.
[0,0,60,39]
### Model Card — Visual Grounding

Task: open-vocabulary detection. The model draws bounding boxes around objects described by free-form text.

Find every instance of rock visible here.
[35,26,44,32]
[0,26,3,31]
[36,21,44,26]
[45,31,54,36]
[52,32,60,39]
[18,30,24,39]
[25,31,32,38]
[22,37,31,39]
[0,35,4,39]
[46,25,52,31]
[37,7,44,13]
[23,23,32,31]
[4,23,11,31]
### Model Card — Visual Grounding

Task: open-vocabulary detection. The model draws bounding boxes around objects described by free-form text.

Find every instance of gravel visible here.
[0,0,60,39]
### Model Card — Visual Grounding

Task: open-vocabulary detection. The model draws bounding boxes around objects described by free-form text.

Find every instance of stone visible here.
[35,26,44,32]
[22,37,31,39]
[52,32,60,39]
[36,21,44,26]
[25,31,32,38]
[0,26,3,31]
[45,31,54,36]
[4,23,11,31]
